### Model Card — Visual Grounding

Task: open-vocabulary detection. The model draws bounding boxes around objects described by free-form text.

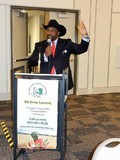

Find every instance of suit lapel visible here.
[54,38,64,57]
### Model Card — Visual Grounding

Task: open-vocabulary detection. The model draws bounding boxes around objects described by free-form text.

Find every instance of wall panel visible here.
[113,0,120,12]
[109,13,120,86]
[93,0,112,87]
[74,0,91,93]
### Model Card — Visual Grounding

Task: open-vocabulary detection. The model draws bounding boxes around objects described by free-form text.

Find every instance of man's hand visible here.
[45,46,52,57]
[78,21,88,37]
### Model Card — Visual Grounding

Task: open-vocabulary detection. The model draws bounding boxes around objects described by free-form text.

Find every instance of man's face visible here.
[47,27,60,41]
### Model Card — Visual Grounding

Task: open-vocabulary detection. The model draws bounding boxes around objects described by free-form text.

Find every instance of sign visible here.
[17,78,58,149]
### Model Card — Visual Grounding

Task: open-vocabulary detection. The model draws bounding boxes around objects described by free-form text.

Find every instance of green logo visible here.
[28,83,47,98]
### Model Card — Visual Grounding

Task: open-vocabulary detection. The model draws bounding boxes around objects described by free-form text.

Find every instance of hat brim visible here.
[42,24,66,37]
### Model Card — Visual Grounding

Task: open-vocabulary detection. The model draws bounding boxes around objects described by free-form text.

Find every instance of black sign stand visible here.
[12,67,68,160]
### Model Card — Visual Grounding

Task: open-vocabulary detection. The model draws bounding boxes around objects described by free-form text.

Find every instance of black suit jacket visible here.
[28,38,89,90]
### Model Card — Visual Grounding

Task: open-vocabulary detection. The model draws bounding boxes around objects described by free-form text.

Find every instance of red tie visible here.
[52,41,56,57]
[51,41,56,74]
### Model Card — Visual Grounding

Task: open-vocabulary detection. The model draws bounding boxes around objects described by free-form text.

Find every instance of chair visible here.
[92,138,120,160]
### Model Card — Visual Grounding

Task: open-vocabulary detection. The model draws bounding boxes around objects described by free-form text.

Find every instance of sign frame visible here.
[12,66,68,160]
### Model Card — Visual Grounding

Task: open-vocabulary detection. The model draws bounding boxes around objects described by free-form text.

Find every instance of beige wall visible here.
[0,0,74,8]
[75,0,120,94]
[0,0,120,100]
[0,5,11,100]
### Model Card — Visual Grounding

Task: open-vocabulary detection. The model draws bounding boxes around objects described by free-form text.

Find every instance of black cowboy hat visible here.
[42,19,66,37]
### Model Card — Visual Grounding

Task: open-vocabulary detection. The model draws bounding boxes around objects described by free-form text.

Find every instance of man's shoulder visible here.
[58,38,72,44]
[35,40,46,46]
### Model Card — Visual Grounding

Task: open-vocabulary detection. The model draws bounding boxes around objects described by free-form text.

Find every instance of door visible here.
[12,9,28,72]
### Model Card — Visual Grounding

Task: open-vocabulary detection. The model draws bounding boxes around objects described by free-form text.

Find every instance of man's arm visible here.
[28,44,39,66]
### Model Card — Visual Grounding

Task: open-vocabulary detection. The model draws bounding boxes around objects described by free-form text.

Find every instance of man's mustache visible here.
[47,35,52,39]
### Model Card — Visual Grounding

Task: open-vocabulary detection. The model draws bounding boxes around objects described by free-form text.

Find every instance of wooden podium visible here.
[12,66,68,160]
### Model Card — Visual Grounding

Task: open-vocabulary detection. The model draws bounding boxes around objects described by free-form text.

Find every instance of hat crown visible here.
[42,19,66,37]
[47,20,59,28]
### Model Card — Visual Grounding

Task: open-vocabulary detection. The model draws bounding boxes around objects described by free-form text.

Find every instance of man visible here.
[28,19,90,90]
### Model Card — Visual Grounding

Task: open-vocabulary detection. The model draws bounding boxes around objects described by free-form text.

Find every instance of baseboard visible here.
[76,86,120,95]
[0,93,12,101]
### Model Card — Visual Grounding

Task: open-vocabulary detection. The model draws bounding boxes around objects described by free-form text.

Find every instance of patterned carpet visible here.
[0,93,120,160]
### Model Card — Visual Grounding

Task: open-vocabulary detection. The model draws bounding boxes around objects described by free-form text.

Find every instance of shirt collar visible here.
[52,38,58,46]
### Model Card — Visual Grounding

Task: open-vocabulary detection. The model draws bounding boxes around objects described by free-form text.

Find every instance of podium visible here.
[12,66,68,160]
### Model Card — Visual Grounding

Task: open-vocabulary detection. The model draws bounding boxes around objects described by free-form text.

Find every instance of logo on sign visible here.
[28,83,47,98]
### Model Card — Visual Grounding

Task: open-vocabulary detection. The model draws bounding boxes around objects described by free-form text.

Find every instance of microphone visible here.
[37,47,41,73]
[47,38,51,46]
[47,38,52,74]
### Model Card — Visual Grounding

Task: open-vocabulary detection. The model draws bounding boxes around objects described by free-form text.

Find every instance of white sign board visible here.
[17,78,58,149]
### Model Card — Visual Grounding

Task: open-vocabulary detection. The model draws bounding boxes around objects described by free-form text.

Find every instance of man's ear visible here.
[57,31,60,37]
